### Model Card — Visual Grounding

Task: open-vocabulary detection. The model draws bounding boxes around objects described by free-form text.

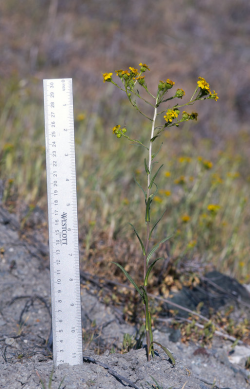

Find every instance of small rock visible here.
[228,345,250,365]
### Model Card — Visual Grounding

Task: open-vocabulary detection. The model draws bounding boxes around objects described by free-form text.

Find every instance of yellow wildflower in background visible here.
[154,196,163,203]
[165,171,171,177]
[207,204,220,215]
[227,172,240,179]
[181,214,190,223]
[103,73,113,82]
[178,156,191,163]
[187,240,197,249]
[159,189,171,196]
[198,157,213,170]
[175,176,186,185]
[76,113,85,121]
[212,173,223,185]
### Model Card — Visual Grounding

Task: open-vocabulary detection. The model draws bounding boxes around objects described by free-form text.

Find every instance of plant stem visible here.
[144,96,158,361]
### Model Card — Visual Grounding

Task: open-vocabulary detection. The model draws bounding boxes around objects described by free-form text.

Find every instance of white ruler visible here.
[43,78,82,366]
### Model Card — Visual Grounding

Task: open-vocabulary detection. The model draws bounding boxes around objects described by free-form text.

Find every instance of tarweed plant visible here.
[103,64,218,361]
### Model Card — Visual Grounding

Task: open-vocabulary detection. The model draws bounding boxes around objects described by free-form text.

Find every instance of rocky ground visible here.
[0,205,250,389]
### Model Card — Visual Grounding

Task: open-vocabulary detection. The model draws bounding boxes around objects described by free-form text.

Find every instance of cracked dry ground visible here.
[0,205,250,389]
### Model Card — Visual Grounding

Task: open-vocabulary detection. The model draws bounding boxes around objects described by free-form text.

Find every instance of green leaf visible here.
[150,135,159,142]
[144,158,150,175]
[146,236,172,265]
[112,262,143,298]
[149,209,167,240]
[129,223,146,256]
[151,341,175,366]
[148,164,163,189]
[144,257,164,286]
[133,174,147,201]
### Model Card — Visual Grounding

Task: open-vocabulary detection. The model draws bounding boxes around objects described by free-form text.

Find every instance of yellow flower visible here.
[207,204,220,215]
[178,156,191,163]
[122,198,129,205]
[121,70,130,76]
[197,77,210,91]
[159,189,171,196]
[166,79,175,87]
[198,157,213,170]
[129,67,138,75]
[187,240,197,249]
[164,190,171,196]
[103,73,113,82]
[239,261,245,267]
[175,176,186,185]
[189,176,194,182]
[115,69,123,75]
[139,63,150,71]
[76,113,85,121]
[136,75,145,85]
[227,172,240,179]
[202,160,213,169]
[181,214,190,223]
[210,90,219,101]
[112,124,121,134]
[212,173,223,185]
[154,196,163,203]
[165,171,171,177]
[164,109,179,123]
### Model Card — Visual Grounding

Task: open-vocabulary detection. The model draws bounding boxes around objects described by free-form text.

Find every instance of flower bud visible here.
[121,128,127,133]
[136,76,145,86]
[158,80,166,91]
[190,112,198,121]
[175,89,185,99]
[165,79,175,89]
[117,134,121,138]
[182,111,189,121]
[139,63,150,72]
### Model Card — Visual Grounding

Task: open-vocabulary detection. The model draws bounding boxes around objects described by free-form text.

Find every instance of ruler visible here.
[43,79,82,366]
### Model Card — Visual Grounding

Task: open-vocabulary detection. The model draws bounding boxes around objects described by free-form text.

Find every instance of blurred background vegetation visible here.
[0,0,250,287]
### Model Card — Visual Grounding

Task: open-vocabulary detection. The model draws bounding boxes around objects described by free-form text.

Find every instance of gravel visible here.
[0,205,250,389]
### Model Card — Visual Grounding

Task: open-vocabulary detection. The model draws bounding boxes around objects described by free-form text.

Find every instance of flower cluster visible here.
[112,125,127,138]
[164,108,179,123]
[197,77,219,101]
[182,111,198,121]
[198,157,213,170]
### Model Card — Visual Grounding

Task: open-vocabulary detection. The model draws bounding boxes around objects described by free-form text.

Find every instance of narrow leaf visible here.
[149,164,163,189]
[146,236,172,265]
[144,257,164,286]
[112,262,143,298]
[129,223,146,256]
[133,174,147,201]
[150,135,159,142]
[151,341,175,366]
[149,209,168,240]
[144,158,150,175]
